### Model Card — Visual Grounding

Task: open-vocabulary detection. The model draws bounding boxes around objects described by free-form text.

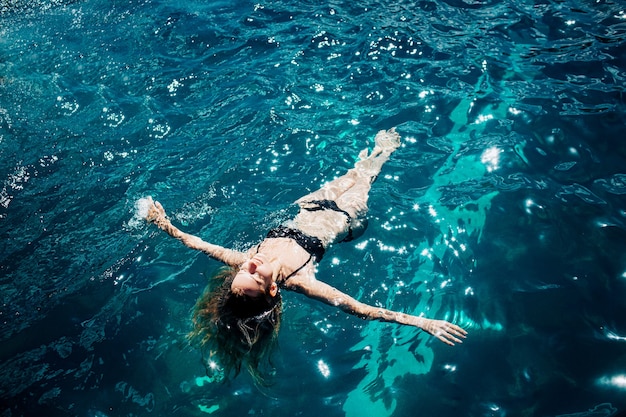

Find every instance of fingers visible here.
[434,322,468,346]
[436,331,461,346]
[145,198,166,223]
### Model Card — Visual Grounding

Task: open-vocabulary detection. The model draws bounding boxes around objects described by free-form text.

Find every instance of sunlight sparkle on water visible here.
[113,275,126,286]
[598,374,626,390]
[418,90,433,99]
[377,242,398,252]
[355,240,368,250]
[443,364,457,372]
[524,198,544,214]
[481,146,501,172]
[604,327,626,342]
[488,404,501,412]
[317,360,331,378]
[475,114,494,124]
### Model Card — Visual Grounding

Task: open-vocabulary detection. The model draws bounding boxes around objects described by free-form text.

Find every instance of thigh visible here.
[294,171,358,205]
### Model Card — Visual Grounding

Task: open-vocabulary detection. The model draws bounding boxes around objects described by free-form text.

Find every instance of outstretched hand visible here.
[143,196,167,225]
[419,318,467,346]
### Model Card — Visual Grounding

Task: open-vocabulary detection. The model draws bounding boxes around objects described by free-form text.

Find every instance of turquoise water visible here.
[1,0,626,416]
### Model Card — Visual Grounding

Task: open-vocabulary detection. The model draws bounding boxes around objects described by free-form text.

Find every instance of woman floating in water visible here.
[143,128,466,381]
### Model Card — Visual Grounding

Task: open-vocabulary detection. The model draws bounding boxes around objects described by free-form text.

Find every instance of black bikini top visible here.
[259,226,324,283]
[266,226,325,262]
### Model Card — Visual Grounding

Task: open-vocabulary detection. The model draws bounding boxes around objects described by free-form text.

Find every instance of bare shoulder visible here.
[280,264,317,292]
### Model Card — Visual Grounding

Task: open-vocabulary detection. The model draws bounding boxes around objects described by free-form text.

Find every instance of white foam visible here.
[135,197,153,220]
[123,197,153,232]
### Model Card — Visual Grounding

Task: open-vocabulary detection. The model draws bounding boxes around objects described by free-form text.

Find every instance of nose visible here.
[247,261,257,274]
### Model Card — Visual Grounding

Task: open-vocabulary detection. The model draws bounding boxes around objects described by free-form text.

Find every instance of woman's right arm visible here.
[143,197,249,267]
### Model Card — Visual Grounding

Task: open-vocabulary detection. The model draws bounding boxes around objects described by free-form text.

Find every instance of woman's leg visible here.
[296,129,400,214]
[291,129,401,244]
[336,128,401,216]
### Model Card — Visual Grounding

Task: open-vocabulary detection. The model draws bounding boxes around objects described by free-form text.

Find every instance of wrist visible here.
[411,315,427,329]
[153,215,170,230]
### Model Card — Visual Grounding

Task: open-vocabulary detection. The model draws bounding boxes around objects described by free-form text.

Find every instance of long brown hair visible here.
[188,266,282,384]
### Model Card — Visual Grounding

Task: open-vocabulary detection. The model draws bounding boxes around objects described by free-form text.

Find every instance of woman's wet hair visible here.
[188,266,282,384]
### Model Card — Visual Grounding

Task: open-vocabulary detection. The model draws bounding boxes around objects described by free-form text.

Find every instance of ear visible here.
[269,282,278,297]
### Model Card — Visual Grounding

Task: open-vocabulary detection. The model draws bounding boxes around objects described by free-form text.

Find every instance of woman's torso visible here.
[255,236,316,288]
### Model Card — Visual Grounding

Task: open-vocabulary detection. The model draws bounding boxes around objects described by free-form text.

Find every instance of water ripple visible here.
[1,0,625,415]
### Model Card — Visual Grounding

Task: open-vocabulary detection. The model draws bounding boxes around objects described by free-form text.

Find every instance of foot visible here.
[373,128,401,156]
[353,128,401,177]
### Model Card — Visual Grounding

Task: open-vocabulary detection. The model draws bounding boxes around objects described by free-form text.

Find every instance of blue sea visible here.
[1,0,626,416]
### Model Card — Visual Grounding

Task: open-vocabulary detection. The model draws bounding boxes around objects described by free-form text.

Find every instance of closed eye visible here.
[242,271,264,287]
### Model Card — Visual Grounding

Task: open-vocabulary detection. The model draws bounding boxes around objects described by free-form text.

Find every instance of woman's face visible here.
[231,253,277,298]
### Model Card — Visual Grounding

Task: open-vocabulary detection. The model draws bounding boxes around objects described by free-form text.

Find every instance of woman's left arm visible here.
[288,276,467,346]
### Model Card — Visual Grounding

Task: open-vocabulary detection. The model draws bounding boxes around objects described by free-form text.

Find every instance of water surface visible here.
[1,0,626,416]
